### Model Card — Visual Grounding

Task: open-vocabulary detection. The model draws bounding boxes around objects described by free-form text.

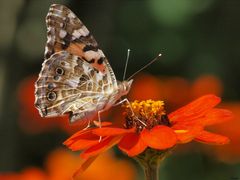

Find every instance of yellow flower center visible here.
[130,100,165,118]
[124,100,171,131]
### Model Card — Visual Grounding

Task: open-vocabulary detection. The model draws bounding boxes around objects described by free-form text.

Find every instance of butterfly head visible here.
[119,79,133,96]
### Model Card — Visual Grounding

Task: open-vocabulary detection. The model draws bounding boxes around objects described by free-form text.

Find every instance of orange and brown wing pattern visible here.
[45,4,108,74]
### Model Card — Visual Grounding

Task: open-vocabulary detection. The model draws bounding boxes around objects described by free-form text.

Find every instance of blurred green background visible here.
[0,0,240,179]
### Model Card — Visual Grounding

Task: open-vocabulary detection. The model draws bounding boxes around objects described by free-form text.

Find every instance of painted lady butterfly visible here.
[34,4,133,125]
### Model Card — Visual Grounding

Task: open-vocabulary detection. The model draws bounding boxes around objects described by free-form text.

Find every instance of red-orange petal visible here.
[63,129,99,150]
[80,136,122,159]
[203,108,233,126]
[141,125,177,150]
[178,108,233,127]
[64,139,100,151]
[64,129,96,145]
[92,127,135,136]
[118,133,147,156]
[173,124,203,143]
[170,109,233,129]
[169,94,221,123]
[194,130,230,145]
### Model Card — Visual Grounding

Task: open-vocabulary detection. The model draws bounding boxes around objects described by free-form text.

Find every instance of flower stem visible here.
[142,159,159,180]
[134,148,170,180]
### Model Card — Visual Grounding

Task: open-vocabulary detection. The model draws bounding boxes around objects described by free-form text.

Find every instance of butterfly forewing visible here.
[45,4,113,75]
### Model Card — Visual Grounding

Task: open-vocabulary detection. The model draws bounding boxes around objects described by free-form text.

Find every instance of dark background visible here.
[0,0,240,179]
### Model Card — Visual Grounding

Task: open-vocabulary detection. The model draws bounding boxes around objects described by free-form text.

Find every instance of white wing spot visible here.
[45,46,49,53]
[68,12,75,18]
[72,27,89,39]
[79,26,89,36]
[67,77,79,88]
[48,12,53,16]
[72,29,82,38]
[59,29,67,38]
[82,63,91,74]
[98,49,105,57]
[84,50,103,61]
[96,72,103,82]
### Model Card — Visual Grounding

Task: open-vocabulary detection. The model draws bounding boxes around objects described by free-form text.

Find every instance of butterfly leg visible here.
[113,98,147,127]
[97,110,105,142]
[83,120,91,130]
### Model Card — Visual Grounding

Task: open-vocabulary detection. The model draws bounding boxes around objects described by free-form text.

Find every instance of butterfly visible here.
[34,4,133,125]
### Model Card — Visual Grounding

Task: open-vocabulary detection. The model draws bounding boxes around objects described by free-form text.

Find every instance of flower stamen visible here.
[123,100,171,132]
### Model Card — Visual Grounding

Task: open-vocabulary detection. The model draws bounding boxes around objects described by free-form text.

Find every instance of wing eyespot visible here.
[56,67,65,75]
[53,75,60,81]
[47,91,57,101]
[47,83,56,90]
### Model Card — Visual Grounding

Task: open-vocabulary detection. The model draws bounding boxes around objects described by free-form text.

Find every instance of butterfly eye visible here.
[47,91,57,101]
[56,67,64,75]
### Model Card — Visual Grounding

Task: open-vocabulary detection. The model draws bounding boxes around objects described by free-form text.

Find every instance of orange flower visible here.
[0,148,136,180]
[64,94,233,171]
[0,167,47,180]
[45,148,136,180]
[128,73,163,100]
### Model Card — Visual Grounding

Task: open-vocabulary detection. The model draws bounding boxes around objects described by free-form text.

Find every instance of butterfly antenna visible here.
[127,53,162,81]
[123,49,131,81]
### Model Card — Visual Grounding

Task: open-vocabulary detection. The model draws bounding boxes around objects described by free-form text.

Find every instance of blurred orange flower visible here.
[0,167,47,180]
[205,102,240,163]
[64,94,232,174]
[0,148,136,180]
[46,148,136,180]
[129,73,223,111]
[191,75,223,98]
[128,73,163,100]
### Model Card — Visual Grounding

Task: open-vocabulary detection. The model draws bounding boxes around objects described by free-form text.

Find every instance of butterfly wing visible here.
[35,4,121,123]
[35,51,116,123]
[45,4,114,77]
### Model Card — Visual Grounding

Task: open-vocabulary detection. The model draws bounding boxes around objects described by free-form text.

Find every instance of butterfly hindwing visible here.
[35,51,114,123]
